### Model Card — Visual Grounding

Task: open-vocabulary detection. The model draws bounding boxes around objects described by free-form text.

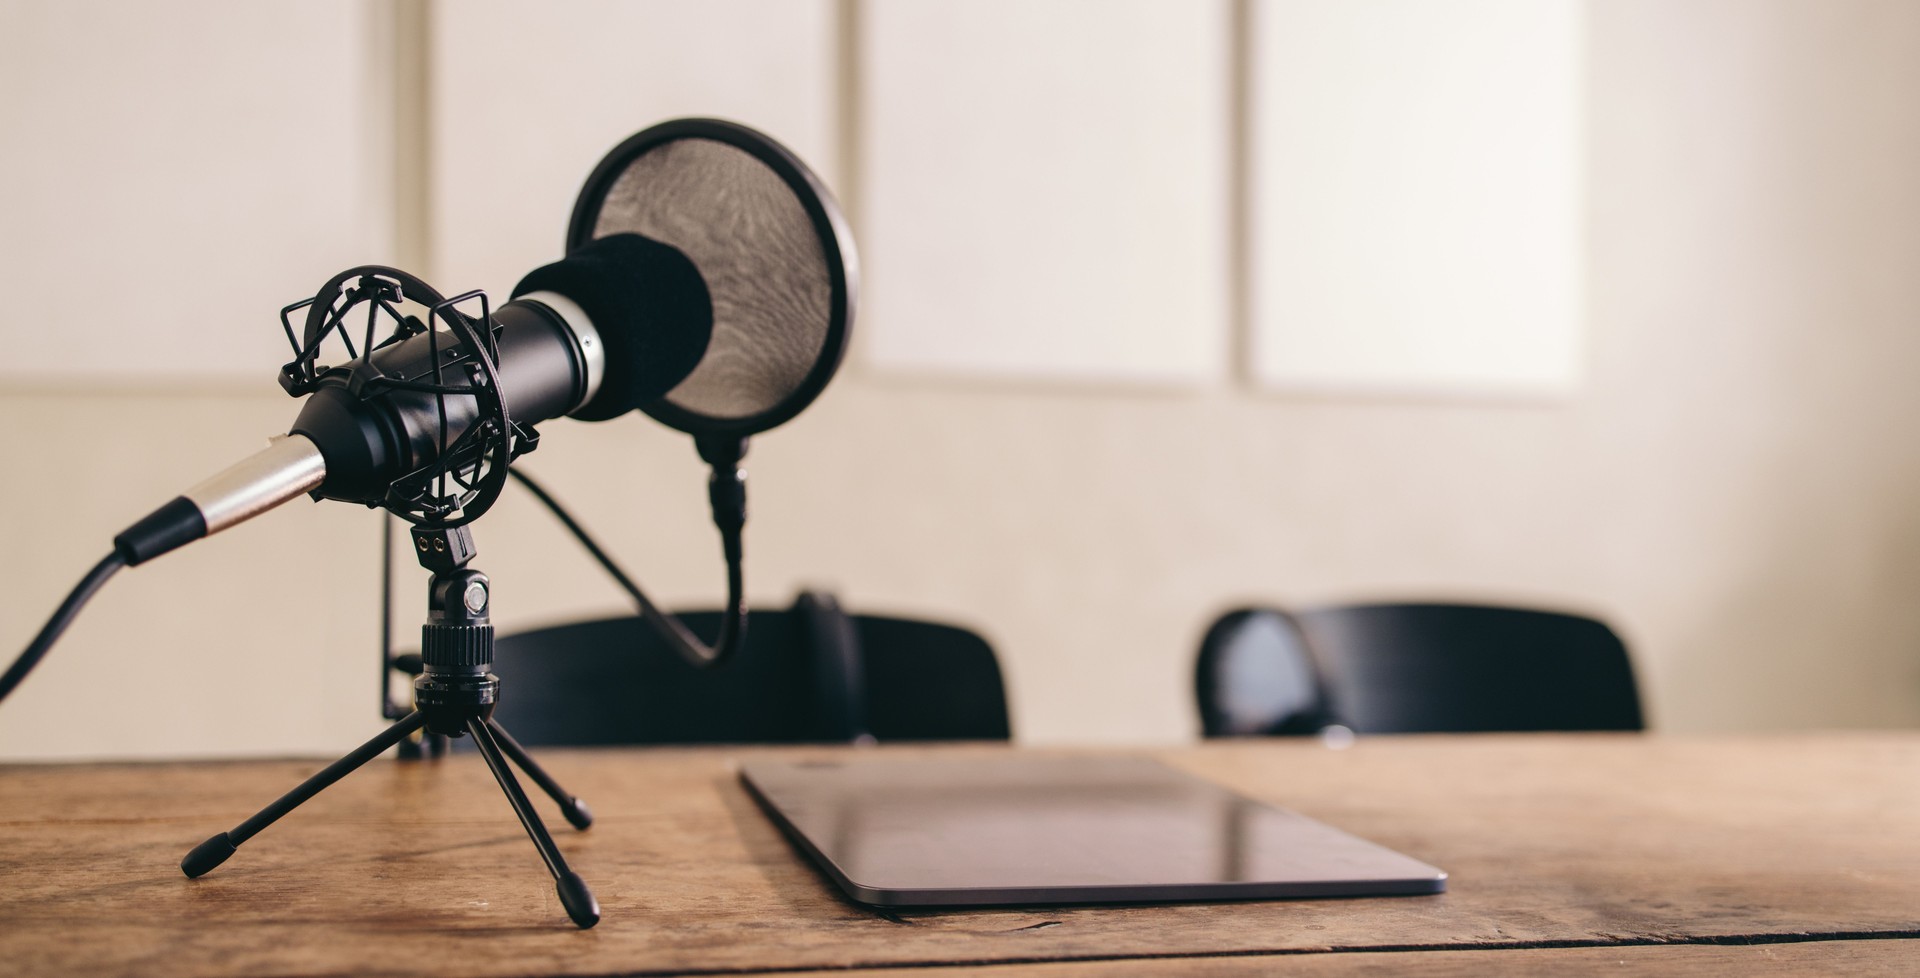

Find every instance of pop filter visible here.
[557,118,856,441]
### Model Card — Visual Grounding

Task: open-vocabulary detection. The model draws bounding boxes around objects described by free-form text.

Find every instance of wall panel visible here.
[1249,0,1584,396]
[859,0,1231,385]
[0,0,393,382]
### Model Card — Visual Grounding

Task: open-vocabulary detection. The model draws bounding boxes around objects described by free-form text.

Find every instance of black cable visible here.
[0,552,127,705]
[507,467,745,668]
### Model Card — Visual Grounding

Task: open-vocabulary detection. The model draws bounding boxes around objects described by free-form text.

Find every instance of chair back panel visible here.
[489,606,1010,745]
[861,615,1011,740]
[1296,603,1644,734]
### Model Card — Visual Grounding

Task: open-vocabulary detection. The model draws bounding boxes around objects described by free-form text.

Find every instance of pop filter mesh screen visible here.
[589,138,831,422]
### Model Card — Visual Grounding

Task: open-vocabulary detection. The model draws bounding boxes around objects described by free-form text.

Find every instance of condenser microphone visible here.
[2,119,859,929]
[111,233,713,567]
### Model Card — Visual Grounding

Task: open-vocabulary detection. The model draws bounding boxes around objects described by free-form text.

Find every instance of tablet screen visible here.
[740,755,1446,907]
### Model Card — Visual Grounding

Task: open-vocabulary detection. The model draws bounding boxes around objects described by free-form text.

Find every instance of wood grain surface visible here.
[1,733,1915,977]
[753,939,1920,977]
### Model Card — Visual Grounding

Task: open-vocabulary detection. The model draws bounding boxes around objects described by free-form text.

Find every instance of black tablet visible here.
[739,755,1446,907]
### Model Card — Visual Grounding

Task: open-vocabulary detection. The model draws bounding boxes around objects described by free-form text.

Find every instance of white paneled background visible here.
[0,0,1577,393]
[5,0,1920,760]
[0,0,396,382]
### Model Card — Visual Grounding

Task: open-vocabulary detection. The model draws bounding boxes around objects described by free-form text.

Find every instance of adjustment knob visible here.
[421,623,493,670]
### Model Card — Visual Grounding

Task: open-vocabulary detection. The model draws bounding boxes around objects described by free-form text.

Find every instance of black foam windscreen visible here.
[513,233,714,422]
[568,119,856,438]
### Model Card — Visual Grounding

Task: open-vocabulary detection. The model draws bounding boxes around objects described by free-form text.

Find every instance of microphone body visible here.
[287,293,601,507]
[114,295,602,566]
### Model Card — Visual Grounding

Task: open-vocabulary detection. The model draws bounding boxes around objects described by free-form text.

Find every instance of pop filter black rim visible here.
[565,118,857,439]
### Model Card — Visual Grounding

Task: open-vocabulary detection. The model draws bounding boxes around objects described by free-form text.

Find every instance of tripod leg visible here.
[182,711,429,878]
[468,718,600,929]
[485,718,593,830]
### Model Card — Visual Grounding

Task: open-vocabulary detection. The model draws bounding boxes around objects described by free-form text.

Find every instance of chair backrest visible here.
[1194,609,1331,736]
[487,594,1010,746]
[1294,602,1644,734]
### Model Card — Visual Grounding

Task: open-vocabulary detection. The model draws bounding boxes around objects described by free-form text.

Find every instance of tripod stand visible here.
[178,526,602,929]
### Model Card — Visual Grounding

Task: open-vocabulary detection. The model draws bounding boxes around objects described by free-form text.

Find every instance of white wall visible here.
[2,0,1918,759]
[0,1,397,378]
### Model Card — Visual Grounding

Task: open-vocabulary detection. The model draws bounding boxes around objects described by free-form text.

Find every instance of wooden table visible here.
[2,733,1916,976]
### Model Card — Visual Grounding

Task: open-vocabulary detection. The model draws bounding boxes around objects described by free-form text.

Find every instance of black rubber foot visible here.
[557,871,600,929]
[561,797,593,831]
[181,832,237,878]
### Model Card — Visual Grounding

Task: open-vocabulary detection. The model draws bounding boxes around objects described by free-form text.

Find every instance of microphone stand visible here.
[182,525,601,929]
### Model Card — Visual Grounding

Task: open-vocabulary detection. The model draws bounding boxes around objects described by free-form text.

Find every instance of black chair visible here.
[485,592,1011,746]
[1197,602,1643,735]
